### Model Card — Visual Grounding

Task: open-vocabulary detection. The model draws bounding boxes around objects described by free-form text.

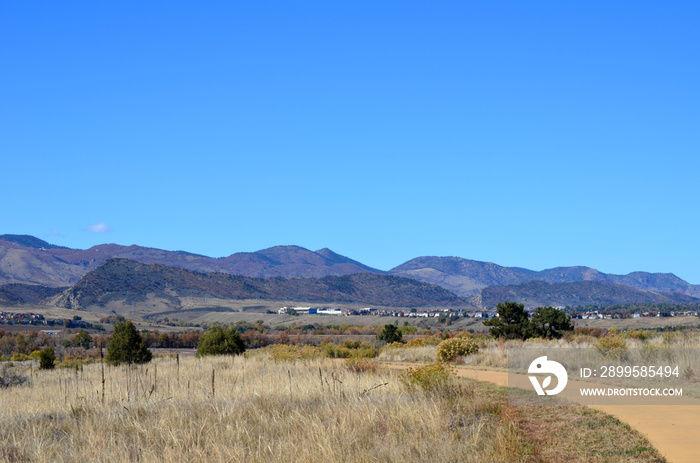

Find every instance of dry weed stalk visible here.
[0,354,532,462]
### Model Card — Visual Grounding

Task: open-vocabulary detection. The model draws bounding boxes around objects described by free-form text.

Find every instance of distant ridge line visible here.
[1,234,698,305]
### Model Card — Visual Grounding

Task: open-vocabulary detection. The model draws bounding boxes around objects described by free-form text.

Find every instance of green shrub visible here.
[341,340,364,349]
[196,326,246,358]
[322,341,379,359]
[322,343,353,358]
[38,347,56,370]
[436,336,479,362]
[398,325,418,335]
[377,324,403,344]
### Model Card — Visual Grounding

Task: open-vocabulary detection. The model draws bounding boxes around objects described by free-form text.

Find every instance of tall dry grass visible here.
[0,354,530,463]
[377,345,437,363]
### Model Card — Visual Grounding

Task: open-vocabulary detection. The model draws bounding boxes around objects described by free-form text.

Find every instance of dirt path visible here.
[387,364,700,463]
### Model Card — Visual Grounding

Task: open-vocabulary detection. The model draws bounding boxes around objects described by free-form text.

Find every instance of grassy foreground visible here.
[0,351,666,462]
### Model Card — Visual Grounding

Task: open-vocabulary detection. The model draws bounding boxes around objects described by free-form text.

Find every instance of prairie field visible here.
[0,344,669,463]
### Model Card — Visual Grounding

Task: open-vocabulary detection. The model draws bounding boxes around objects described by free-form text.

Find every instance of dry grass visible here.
[0,342,672,463]
[377,345,438,363]
[0,354,534,463]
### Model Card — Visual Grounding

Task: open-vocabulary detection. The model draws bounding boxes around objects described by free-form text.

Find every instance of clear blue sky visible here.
[2,2,699,283]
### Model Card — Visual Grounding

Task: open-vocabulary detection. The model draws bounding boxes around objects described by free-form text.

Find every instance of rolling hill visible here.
[53,258,467,312]
[0,235,382,286]
[474,280,700,310]
[390,256,700,298]
[3,234,700,310]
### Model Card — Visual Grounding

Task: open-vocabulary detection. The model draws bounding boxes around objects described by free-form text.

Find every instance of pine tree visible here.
[530,306,573,339]
[106,320,152,365]
[483,301,530,340]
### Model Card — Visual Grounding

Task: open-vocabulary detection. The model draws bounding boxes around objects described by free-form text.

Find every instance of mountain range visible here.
[54,258,465,311]
[1,234,699,310]
[476,280,700,309]
[391,256,700,298]
[0,234,381,286]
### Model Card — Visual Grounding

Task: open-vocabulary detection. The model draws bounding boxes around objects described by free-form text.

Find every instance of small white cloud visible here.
[86,222,113,234]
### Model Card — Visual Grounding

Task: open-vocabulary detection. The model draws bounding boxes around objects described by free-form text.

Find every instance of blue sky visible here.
[2,2,699,283]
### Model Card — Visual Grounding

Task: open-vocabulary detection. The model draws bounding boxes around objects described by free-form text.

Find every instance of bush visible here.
[384,341,405,349]
[10,353,29,362]
[38,347,56,370]
[377,324,403,344]
[196,326,246,358]
[406,336,443,347]
[106,321,153,366]
[398,325,418,335]
[594,332,628,360]
[266,344,321,362]
[625,329,651,342]
[345,357,379,374]
[436,336,479,362]
[322,341,379,359]
[399,362,455,390]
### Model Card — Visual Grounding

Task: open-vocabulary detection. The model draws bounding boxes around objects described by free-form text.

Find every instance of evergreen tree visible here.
[196,325,246,357]
[377,324,403,344]
[106,320,152,365]
[483,301,530,340]
[529,306,574,339]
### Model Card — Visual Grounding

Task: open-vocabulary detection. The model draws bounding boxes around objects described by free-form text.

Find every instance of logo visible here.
[528,356,568,395]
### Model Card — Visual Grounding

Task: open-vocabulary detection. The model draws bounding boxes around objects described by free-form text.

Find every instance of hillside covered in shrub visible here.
[57,258,468,310]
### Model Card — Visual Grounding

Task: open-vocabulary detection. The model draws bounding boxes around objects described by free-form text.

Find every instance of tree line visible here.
[483,302,574,340]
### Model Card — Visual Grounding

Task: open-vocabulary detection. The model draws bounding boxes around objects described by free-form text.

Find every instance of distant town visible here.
[277,306,700,320]
[0,311,96,330]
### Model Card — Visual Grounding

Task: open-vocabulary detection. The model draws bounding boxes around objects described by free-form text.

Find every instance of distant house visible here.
[317,309,342,316]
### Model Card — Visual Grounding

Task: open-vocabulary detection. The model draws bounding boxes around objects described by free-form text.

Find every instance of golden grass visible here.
[0,338,675,463]
[0,354,534,462]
